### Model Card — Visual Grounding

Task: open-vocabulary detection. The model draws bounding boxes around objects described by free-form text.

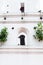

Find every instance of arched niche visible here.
[17,27,29,46]
[18,27,28,34]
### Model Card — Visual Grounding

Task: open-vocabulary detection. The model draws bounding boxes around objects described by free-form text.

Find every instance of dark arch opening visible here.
[18,35,25,45]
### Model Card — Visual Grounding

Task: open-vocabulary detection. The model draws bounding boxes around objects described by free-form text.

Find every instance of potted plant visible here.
[33,22,43,41]
[0,27,8,46]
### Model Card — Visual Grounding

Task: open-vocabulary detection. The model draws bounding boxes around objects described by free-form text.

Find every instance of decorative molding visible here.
[0,13,43,17]
[0,48,43,54]
[0,21,42,24]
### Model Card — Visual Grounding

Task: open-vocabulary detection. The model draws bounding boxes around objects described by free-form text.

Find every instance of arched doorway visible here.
[18,34,25,45]
[18,27,28,46]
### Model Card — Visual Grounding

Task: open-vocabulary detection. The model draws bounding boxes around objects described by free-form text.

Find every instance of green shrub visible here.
[33,22,43,41]
[0,27,8,42]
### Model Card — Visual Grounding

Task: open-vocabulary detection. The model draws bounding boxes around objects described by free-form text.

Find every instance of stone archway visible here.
[18,27,28,34]
[18,27,29,45]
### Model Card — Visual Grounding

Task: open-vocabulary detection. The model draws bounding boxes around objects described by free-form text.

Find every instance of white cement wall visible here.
[0,22,43,65]
[0,0,40,14]
[0,54,43,65]
[0,23,43,48]
[0,0,43,65]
